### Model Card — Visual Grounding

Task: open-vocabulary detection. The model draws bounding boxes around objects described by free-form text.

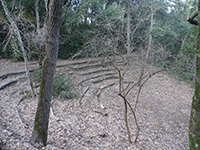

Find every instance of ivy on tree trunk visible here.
[31,0,63,147]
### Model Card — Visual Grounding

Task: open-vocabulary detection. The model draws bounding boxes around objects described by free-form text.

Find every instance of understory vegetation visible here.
[32,69,78,99]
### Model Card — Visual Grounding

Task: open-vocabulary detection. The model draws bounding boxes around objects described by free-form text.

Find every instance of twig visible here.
[124,69,165,97]
[77,85,90,106]
[134,69,166,111]
[15,97,29,128]
[94,110,108,116]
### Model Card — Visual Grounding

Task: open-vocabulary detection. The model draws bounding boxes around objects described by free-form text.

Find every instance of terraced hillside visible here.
[0,55,193,150]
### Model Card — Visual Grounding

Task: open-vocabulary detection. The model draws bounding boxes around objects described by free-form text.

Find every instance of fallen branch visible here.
[79,73,115,84]
[0,69,33,79]
[94,110,108,116]
[77,85,90,106]
[0,77,26,90]
[80,68,115,76]
[0,79,17,90]
[15,97,29,128]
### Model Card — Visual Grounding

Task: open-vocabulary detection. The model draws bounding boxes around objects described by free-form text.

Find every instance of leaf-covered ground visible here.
[0,56,193,150]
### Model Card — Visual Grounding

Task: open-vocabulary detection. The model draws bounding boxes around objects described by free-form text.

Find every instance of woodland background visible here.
[0,0,197,82]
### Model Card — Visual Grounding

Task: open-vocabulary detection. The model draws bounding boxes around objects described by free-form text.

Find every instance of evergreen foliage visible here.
[0,0,197,80]
[32,69,78,99]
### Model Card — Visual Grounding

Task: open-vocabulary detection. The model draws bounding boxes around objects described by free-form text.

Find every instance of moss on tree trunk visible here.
[189,2,200,149]
[31,0,63,147]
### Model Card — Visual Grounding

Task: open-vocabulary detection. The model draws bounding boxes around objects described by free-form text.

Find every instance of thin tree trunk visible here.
[189,1,200,148]
[139,0,154,83]
[145,0,153,64]
[35,0,40,33]
[126,0,131,64]
[31,0,63,146]
[0,0,35,97]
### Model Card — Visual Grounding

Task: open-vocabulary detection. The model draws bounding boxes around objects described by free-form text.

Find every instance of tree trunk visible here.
[138,0,154,84]
[126,0,131,64]
[0,0,35,97]
[31,0,63,146]
[145,0,154,64]
[189,1,200,149]
[35,0,40,33]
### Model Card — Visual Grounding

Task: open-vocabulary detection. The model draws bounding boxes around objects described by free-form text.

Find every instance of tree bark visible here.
[145,0,154,64]
[35,0,40,33]
[189,1,200,149]
[126,0,131,64]
[0,0,35,97]
[138,0,154,84]
[31,0,63,146]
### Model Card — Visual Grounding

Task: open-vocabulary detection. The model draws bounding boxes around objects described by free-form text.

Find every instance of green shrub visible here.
[53,73,78,99]
[32,69,78,99]
[31,68,42,83]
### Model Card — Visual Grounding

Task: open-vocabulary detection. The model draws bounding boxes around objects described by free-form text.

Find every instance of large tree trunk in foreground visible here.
[189,1,200,149]
[32,0,63,146]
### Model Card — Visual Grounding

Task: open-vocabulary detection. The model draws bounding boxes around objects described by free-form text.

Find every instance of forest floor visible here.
[0,54,193,150]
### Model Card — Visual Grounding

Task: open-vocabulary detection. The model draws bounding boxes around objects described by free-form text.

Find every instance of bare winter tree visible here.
[0,0,35,97]
[31,0,63,146]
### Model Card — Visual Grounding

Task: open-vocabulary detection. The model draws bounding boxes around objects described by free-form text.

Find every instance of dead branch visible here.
[0,76,26,90]
[0,70,33,79]
[108,54,135,143]
[79,73,115,84]
[77,85,90,106]
[0,79,17,90]
[80,68,115,76]
[124,69,165,97]
[92,76,118,84]
[0,0,35,97]
[94,110,108,116]
[15,97,29,128]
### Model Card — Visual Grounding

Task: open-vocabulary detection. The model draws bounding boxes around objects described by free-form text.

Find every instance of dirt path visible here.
[0,57,193,150]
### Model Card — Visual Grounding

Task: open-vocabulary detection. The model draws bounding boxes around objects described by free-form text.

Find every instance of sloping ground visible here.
[0,55,193,150]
